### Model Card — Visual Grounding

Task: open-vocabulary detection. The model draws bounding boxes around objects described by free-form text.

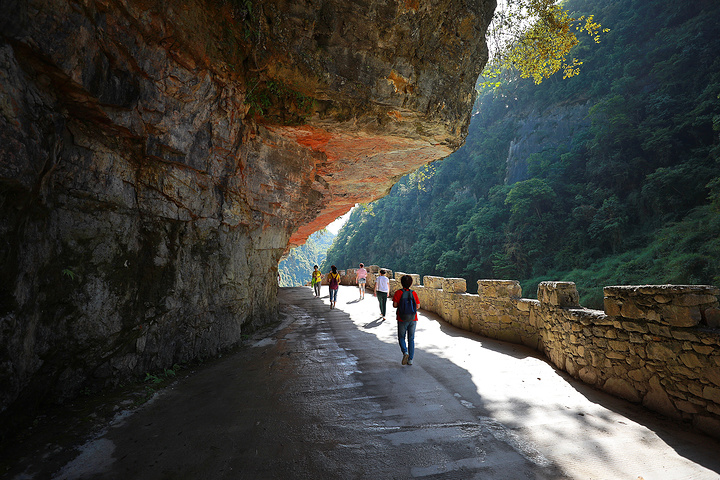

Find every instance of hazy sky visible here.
[326,207,354,234]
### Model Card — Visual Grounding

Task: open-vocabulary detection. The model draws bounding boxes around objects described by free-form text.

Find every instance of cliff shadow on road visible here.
[3,286,720,479]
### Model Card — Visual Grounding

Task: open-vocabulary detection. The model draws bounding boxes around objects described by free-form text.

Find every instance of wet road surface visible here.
[7,286,720,479]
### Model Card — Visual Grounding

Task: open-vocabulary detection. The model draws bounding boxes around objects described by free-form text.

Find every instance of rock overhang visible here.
[241,0,494,245]
[0,0,496,418]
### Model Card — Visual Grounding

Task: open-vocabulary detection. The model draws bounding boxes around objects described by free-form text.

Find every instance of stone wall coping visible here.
[350,270,719,311]
[339,265,720,438]
[516,298,541,306]
[423,276,443,289]
[605,285,720,296]
[478,279,522,299]
[477,279,521,286]
[537,281,580,308]
[539,281,578,289]
[442,277,467,293]
[394,272,421,285]
[445,291,478,298]
[603,284,719,327]
[566,307,608,323]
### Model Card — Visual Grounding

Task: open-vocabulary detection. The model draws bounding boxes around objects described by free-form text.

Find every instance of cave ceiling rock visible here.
[0,0,495,416]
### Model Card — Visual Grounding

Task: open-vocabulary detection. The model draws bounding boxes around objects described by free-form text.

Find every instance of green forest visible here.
[322,0,720,309]
[280,230,335,287]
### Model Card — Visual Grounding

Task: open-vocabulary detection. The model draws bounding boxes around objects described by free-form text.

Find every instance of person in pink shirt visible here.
[355,263,367,299]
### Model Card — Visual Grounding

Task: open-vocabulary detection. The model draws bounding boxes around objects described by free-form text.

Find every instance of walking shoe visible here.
[407,359,413,365]
[402,353,409,365]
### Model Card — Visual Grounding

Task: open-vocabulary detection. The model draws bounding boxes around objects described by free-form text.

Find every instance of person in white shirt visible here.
[373,269,390,319]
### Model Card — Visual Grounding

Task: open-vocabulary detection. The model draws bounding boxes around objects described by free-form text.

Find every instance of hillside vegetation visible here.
[280,230,335,287]
[322,0,720,308]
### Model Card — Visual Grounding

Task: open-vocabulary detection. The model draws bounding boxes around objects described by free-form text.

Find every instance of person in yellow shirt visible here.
[311,265,322,297]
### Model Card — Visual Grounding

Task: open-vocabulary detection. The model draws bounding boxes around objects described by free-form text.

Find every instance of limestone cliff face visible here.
[0,0,493,418]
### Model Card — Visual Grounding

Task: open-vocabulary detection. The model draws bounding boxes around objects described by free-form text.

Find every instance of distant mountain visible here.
[280,230,336,287]
[323,0,720,308]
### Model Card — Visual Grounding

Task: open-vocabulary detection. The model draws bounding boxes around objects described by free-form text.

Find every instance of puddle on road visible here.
[53,438,115,480]
[252,337,276,348]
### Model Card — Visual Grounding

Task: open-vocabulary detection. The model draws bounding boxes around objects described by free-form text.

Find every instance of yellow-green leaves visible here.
[481,0,609,87]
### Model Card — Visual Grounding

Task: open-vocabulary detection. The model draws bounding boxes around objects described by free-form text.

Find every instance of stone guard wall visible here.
[358,267,720,438]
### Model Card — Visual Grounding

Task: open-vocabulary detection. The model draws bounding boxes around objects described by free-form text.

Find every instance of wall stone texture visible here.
[0,0,495,423]
[358,267,720,439]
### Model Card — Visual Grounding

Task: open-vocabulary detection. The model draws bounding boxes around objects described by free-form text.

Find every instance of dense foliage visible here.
[483,0,608,86]
[323,0,720,308]
[279,230,335,287]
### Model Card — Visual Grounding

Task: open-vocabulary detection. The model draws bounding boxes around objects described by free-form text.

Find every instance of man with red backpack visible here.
[392,275,420,365]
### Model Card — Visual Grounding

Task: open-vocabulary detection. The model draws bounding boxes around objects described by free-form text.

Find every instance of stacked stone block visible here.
[534,282,720,437]
[598,285,720,436]
[341,268,356,285]
[337,267,720,438]
[394,272,421,288]
[364,265,393,293]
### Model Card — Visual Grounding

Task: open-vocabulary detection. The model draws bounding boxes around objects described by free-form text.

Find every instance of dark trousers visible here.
[377,291,388,316]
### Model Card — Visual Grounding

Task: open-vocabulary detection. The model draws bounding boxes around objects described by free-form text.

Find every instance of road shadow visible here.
[292,286,720,478]
[422,305,720,472]
[279,287,572,479]
[362,317,386,329]
[6,286,719,479]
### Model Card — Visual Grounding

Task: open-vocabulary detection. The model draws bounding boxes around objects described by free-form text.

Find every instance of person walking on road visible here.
[311,265,322,297]
[327,265,341,309]
[392,274,420,365]
[373,269,390,319]
[356,263,367,299]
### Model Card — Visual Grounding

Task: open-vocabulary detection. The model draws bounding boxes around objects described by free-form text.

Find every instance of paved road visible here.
[8,286,720,479]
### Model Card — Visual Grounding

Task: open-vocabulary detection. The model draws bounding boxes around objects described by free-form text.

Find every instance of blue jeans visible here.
[397,320,416,359]
[329,288,338,303]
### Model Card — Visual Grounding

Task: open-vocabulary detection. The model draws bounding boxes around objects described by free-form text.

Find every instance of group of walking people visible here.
[309,263,419,366]
[313,264,341,308]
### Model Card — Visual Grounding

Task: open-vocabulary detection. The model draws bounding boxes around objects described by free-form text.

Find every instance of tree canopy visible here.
[482,0,609,86]
[323,0,720,308]
[280,230,335,286]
